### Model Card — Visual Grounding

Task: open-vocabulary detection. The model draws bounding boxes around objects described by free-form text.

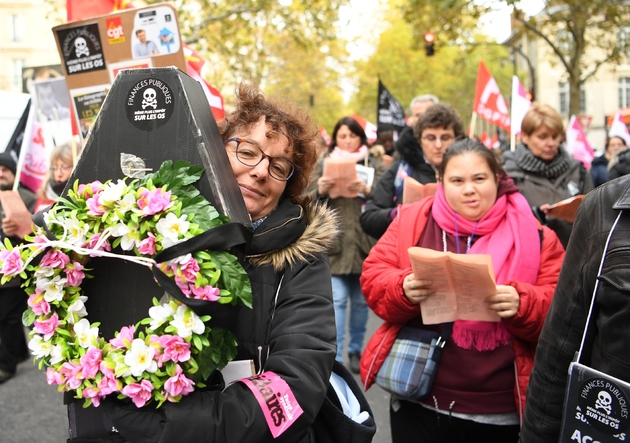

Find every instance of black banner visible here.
[377,80,407,133]
[5,99,31,158]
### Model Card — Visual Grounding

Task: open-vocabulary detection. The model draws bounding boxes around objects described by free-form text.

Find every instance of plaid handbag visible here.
[374,323,453,401]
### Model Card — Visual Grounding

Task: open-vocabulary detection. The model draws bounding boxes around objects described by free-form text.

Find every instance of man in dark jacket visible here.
[360,103,464,239]
[521,175,630,442]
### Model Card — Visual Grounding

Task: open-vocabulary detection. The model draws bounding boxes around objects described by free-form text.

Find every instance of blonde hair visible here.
[521,103,564,138]
[37,143,74,198]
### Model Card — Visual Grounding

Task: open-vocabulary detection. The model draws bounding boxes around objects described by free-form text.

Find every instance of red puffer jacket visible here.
[359,197,565,417]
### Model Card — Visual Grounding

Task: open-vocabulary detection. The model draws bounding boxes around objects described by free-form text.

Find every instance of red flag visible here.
[480,131,492,149]
[350,114,378,144]
[319,127,331,145]
[183,44,225,121]
[473,61,510,132]
[491,133,500,149]
[67,0,134,22]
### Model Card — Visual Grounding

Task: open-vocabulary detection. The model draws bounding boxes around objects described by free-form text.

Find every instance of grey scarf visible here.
[514,143,572,179]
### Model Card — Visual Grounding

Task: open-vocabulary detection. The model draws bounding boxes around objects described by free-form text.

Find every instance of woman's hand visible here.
[403,273,434,305]
[348,179,371,196]
[485,285,520,318]
[539,203,551,215]
[317,176,335,196]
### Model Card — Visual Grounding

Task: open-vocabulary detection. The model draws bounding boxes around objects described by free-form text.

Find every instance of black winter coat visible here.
[590,153,609,187]
[359,126,438,239]
[106,200,338,443]
[521,175,630,442]
[608,149,630,181]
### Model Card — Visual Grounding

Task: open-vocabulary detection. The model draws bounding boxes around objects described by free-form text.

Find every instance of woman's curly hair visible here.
[217,82,319,206]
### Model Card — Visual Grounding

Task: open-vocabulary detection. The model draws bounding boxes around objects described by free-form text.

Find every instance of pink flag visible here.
[566,115,594,168]
[319,126,331,145]
[16,103,48,193]
[608,111,630,145]
[510,75,531,135]
[350,114,378,144]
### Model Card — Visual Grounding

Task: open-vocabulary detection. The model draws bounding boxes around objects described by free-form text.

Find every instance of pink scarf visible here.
[330,145,368,162]
[431,183,541,351]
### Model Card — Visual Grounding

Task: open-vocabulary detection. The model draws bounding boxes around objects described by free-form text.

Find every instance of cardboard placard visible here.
[52,4,186,144]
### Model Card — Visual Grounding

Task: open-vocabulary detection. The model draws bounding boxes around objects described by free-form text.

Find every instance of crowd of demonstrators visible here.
[307,116,385,374]
[34,142,75,213]
[590,135,626,187]
[359,140,565,443]
[501,103,593,248]
[521,174,630,442]
[0,151,37,384]
[103,82,340,443]
[360,103,464,239]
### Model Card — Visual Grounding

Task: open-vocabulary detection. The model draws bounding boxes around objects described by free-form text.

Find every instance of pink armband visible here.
[240,371,304,438]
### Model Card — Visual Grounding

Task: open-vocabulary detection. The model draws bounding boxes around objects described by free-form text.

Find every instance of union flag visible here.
[67,0,134,22]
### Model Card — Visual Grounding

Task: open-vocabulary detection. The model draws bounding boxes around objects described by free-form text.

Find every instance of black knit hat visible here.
[0,151,17,175]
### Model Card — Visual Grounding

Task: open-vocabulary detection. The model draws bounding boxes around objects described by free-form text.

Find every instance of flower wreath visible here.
[0,160,252,408]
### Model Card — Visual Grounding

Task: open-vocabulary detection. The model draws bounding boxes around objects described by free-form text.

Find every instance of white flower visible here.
[170,304,204,338]
[116,193,137,215]
[156,213,190,248]
[110,222,138,251]
[34,266,55,279]
[28,335,51,359]
[67,296,88,323]
[74,319,99,348]
[124,339,158,377]
[49,344,63,364]
[166,253,192,266]
[37,275,67,303]
[99,180,127,206]
[61,218,89,247]
[111,351,132,378]
[148,303,175,330]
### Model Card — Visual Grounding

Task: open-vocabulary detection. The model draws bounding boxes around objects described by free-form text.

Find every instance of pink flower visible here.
[190,285,220,301]
[34,312,59,340]
[158,335,191,364]
[1,249,23,276]
[174,276,192,296]
[97,371,119,396]
[178,257,200,282]
[46,367,65,385]
[78,181,103,198]
[137,187,173,217]
[164,365,195,400]
[65,261,85,287]
[122,379,154,408]
[59,361,83,390]
[137,232,156,255]
[109,325,135,349]
[86,194,106,216]
[40,250,70,269]
[82,386,104,407]
[33,235,48,244]
[79,347,102,379]
[28,292,51,316]
[84,233,111,257]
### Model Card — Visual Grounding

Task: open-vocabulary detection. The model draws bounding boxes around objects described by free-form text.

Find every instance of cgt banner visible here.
[377,80,407,133]
[473,61,510,132]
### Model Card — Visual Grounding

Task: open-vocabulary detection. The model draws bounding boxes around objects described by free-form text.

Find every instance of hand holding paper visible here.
[407,247,500,324]
[322,158,358,198]
[0,191,33,239]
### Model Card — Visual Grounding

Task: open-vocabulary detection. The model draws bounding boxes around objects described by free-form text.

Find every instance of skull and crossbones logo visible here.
[142,88,158,110]
[595,391,613,415]
[74,37,90,57]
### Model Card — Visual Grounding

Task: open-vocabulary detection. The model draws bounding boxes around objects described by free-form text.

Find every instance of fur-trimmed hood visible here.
[246,200,339,271]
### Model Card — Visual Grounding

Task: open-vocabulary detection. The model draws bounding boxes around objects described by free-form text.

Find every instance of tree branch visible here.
[515,17,573,74]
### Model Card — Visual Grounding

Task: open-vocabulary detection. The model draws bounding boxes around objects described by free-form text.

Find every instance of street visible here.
[0,310,392,443]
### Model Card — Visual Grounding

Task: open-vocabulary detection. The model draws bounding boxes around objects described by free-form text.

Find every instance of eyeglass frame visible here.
[49,164,73,173]
[226,137,300,181]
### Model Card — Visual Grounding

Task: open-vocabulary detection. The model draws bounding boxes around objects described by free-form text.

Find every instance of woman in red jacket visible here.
[360,139,565,443]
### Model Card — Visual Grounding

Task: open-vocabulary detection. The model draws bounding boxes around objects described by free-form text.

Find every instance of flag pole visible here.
[469,112,477,137]
[510,131,516,152]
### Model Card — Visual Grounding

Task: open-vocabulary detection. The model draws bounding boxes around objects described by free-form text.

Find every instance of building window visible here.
[10,14,24,42]
[559,81,586,115]
[620,77,630,109]
[11,59,23,91]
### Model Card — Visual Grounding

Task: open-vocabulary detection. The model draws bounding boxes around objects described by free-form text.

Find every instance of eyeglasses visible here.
[50,165,73,173]
[226,137,299,181]
[421,134,454,143]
